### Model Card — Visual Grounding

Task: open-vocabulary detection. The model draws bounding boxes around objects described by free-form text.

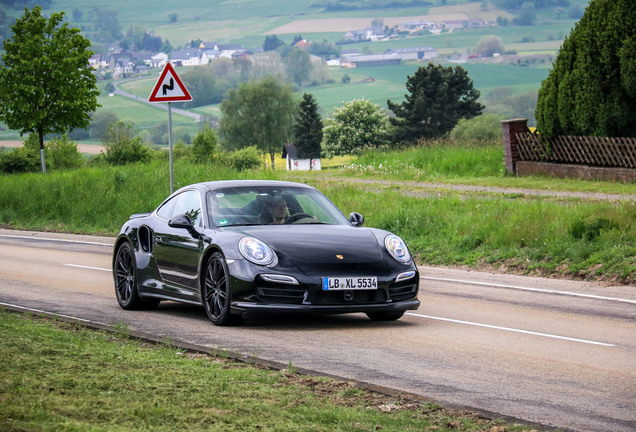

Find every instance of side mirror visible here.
[349,212,365,227]
[168,214,194,229]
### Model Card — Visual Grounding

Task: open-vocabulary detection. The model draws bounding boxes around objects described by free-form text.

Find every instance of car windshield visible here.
[207,186,350,227]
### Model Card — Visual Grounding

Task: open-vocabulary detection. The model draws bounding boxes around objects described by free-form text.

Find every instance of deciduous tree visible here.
[218,76,296,169]
[263,35,284,52]
[0,6,99,173]
[284,48,312,88]
[474,35,504,57]
[323,98,389,156]
[387,63,483,143]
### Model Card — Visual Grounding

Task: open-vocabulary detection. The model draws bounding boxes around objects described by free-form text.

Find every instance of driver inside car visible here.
[267,196,288,224]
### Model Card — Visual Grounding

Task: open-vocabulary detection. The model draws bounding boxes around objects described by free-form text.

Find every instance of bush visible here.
[0,147,38,173]
[450,114,502,142]
[101,122,152,166]
[47,135,84,170]
[225,146,261,171]
[192,125,218,163]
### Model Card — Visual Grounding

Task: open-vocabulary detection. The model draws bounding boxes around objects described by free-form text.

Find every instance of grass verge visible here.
[0,310,537,432]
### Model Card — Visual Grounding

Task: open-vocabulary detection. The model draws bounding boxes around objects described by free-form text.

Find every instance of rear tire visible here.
[366,311,405,322]
[113,242,159,310]
[203,252,243,326]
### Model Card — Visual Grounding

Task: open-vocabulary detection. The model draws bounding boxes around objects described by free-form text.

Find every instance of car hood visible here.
[235,225,384,265]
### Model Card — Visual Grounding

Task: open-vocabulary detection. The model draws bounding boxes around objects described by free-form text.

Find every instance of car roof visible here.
[175,180,317,194]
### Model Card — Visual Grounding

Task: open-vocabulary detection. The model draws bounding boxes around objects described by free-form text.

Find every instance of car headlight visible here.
[239,237,274,265]
[385,234,411,264]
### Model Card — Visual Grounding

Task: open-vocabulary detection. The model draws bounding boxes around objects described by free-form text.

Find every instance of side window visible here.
[156,197,176,220]
[172,190,203,227]
[156,190,203,227]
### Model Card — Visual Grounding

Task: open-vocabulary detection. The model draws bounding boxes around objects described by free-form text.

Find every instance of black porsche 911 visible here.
[112,180,420,325]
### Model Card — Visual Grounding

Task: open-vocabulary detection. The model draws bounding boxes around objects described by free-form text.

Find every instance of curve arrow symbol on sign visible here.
[162,78,174,96]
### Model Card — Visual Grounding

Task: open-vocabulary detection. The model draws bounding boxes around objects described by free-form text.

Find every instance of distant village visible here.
[88,17,490,78]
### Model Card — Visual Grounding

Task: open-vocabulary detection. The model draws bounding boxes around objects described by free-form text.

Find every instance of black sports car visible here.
[112,180,420,325]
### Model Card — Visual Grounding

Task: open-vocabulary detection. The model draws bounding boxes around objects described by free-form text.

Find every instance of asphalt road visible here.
[0,229,634,432]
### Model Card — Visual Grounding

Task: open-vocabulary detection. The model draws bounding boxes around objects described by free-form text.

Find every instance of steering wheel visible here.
[285,212,314,224]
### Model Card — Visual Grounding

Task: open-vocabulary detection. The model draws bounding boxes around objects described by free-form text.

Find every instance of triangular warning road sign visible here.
[148,63,192,103]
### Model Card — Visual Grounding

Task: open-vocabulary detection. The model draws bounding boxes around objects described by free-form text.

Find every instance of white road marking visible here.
[65,264,111,272]
[406,313,616,347]
[0,234,112,247]
[3,233,626,349]
[421,276,636,305]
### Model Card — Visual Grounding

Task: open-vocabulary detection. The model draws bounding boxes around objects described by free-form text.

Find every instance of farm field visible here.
[0,0,590,141]
[113,60,549,121]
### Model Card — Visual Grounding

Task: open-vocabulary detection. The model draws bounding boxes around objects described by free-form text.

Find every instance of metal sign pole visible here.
[168,101,174,194]
[148,63,191,195]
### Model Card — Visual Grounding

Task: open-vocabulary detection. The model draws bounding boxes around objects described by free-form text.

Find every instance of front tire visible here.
[203,252,242,326]
[113,242,159,310]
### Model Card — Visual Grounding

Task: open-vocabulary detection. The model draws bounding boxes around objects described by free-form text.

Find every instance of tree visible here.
[323,98,389,156]
[218,76,296,169]
[284,48,312,88]
[474,35,504,57]
[89,110,119,141]
[91,7,122,42]
[535,0,636,137]
[387,63,483,143]
[0,6,99,173]
[181,68,224,108]
[514,2,537,25]
[192,125,218,163]
[263,35,284,52]
[294,93,323,160]
[308,39,340,59]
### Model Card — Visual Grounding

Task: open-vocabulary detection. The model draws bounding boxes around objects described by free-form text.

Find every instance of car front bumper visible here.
[230,297,420,318]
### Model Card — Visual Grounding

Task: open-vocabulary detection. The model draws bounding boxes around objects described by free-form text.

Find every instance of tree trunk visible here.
[270,152,275,170]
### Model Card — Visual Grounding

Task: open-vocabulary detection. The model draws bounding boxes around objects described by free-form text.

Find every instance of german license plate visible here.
[322,277,378,290]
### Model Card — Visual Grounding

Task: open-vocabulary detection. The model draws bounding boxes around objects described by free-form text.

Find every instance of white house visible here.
[144,52,168,68]
[282,143,321,171]
[170,49,210,66]
[384,47,438,61]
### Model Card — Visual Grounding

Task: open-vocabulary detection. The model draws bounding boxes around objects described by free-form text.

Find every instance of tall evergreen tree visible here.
[535,0,636,137]
[294,93,323,160]
[0,6,99,173]
[387,63,483,144]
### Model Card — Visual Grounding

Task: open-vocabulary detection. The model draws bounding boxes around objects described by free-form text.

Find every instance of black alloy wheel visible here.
[114,242,159,310]
[203,252,242,326]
